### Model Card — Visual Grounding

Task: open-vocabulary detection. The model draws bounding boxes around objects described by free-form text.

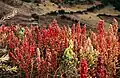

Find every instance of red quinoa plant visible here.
[80,58,88,78]
[90,19,120,77]
[0,18,119,78]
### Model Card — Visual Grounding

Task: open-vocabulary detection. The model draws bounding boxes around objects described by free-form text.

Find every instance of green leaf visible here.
[19,27,25,39]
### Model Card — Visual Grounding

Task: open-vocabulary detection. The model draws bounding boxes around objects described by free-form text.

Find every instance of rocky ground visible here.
[0,0,120,28]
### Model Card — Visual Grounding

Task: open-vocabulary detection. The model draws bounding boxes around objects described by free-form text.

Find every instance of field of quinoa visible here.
[0,0,120,78]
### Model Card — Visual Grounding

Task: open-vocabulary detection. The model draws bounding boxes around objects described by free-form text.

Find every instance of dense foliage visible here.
[51,0,95,4]
[109,0,120,11]
[0,19,120,78]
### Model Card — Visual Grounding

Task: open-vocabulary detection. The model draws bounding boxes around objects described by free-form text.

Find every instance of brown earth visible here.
[0,0,119,29]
